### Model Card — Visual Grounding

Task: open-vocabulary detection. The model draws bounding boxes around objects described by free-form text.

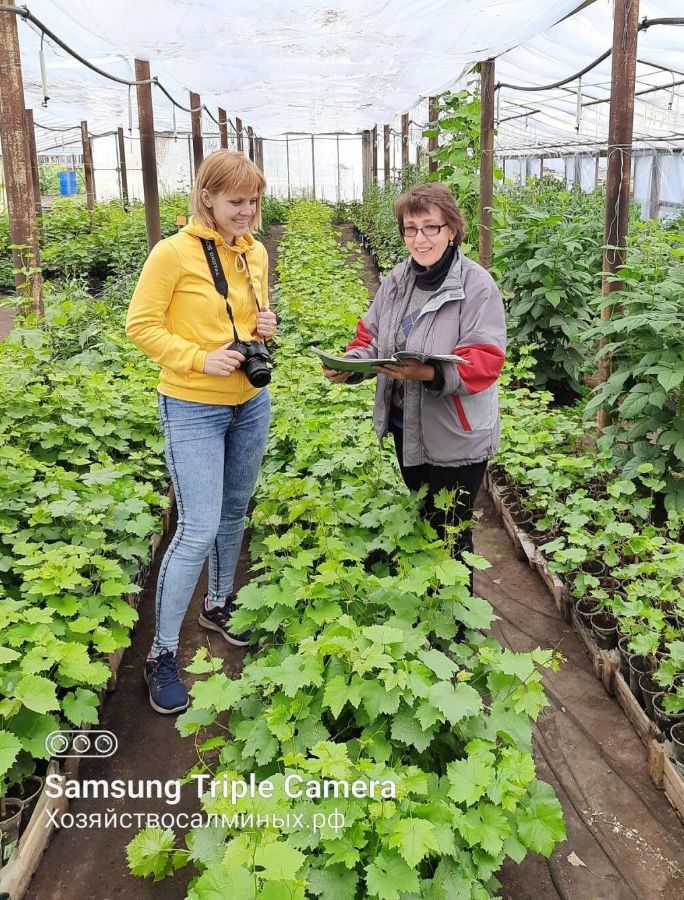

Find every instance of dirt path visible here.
[26,223,684,899]
[478,494,684,899]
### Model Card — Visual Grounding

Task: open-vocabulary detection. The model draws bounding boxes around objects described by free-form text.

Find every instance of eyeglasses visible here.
[400,223,449,238]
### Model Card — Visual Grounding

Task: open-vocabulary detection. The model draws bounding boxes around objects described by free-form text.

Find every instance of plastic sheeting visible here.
[494,0,684,153]
[17,0,581,137]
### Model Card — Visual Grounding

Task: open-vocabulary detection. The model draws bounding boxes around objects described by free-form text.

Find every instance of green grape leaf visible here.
[428,681,482,725]
[516,780,567,857]
[365,851,420,900]
[126,827,178,881]
[0,730,23,778]
[253,841,306,881]
[447,753,495,806]
[388,817,439,867]
[15,674,59,714]
[62,688,100,726]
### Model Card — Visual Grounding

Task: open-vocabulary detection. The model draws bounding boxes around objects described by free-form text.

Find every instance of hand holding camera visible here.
[204,344,246,376]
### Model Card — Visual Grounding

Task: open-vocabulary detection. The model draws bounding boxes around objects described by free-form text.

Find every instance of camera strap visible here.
[199,237,240,343]
[199,236,270,350]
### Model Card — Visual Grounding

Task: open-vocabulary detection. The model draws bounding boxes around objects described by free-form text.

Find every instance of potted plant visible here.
[0,786,23,869]
[671,721,684,774]
[652,689,684,739]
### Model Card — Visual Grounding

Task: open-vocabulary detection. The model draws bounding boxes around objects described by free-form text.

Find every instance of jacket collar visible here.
[395,251,466,313]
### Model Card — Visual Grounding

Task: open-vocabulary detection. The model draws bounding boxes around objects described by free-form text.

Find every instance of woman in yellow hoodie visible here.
[126,150,277,714]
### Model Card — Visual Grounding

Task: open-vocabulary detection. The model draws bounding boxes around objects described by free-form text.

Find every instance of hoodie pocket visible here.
[454,387,497,431]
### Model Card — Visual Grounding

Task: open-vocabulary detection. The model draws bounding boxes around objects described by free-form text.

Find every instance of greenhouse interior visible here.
[1,0,684,898]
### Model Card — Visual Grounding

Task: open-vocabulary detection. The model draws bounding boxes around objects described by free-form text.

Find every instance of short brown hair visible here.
[395,183,466,245]
[190,150,267,231]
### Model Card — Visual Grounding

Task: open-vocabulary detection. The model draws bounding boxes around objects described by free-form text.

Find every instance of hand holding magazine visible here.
[312,346,469,375]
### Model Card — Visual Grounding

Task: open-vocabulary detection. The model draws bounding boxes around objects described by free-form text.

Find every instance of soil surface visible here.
[26,224,684,899]
[0,304,15,340]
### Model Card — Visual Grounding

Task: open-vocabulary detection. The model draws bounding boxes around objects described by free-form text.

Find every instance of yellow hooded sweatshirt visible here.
[125,217,269,405]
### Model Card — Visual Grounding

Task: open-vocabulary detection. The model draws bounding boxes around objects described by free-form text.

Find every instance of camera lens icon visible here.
[94,733,115,755]
[46,732,70,756]
[45,730,118,758]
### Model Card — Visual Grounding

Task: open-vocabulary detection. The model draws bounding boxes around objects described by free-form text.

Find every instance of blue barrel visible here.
[67,170,78,195]
[58,171,70,196]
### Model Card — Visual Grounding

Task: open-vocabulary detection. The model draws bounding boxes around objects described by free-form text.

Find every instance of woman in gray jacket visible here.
[324,182,506,571]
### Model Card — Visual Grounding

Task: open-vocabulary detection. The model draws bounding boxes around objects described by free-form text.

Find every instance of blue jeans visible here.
[152,389,271,656]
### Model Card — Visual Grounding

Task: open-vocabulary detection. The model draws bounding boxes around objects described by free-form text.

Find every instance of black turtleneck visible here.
[410,242,457,291]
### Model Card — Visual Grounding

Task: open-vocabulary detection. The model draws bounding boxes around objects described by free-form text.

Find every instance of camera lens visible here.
[244,360,271,387]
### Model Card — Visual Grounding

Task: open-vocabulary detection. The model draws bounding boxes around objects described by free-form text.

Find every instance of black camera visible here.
[228,341,272,388]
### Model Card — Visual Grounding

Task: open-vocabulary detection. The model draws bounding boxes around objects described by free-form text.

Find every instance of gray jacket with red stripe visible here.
[344,251,506,467]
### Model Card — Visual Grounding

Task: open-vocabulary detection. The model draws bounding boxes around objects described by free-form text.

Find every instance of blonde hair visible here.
[190,150,267,231]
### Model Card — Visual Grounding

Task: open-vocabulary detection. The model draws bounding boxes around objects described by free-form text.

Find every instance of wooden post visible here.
[218,108,228,149]
[235,117,244,152]
[116,126,129,207]
[597,0,640,432]
[361,130,370,192]
[285,134,291,199]
[383,124,390,182]
[428,96,438,174]
[247,126,255,161]
[256,137,264,172]
[190,92,203,174]
[401,113,409,172]
[134,58,161,250]
[573,154,582,188]
[187,136,194,187]
[648,152,660,221]
[0,2,42,311]
[311,134,316,199]
[371,126,378,182]
[25,109,42,227]
[479,58,495,269]
[336,134,341,203]
[81,121,95,209]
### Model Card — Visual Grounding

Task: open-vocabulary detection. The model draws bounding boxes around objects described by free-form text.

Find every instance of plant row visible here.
[0,280,168,806]
[491,350,684,727]
[126,201,565,899]
[0,195,353,293]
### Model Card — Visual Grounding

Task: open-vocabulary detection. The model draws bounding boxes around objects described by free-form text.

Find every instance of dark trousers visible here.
[390,421,486,589]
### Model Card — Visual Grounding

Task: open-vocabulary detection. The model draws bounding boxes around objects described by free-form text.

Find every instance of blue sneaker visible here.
[199,595,251,647]
[144,649,189,714]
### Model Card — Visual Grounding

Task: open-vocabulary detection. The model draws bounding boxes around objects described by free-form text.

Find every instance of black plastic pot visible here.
[671,722,684,775]
[576,598,600,629]
[527,528,548,545]
[0,798,23,868]
[510,509,534,531]
[617,635,632,680]
[580,558,606,577]
[628,654,655,708]
[652,691,684,739]
[8,775,43,831]
[597,575,620,593]
[490,468,510,489]
[664,614,683,631]
[591,612,619,650]
[639,672,661,721]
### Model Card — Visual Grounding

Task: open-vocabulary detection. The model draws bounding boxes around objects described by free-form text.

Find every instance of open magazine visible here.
[311,346,469,375]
